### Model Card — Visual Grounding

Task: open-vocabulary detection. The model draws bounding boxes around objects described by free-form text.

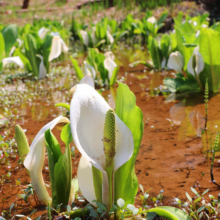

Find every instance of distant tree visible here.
[22,0,29,9]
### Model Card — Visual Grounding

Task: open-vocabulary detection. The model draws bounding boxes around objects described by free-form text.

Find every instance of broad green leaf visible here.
[160,34,170,61]
[164,75,200,93]
[148,206,191,220]
[130,60,154,69]
[14,48,32,72]
[42,34,53,71]
[146,212,157,220]
[199,28,220,92]
[148,36,162,69]
[60,123,73,147]
[114,82,144,207]
[0,33,5,60]
[2,24,18,56]
[54,138,72,208]
[87,48,108,82]
[24,34,40,77]
[45,129,62,207]
[157,11,168,26]
[109,66,119,86]
[70,56,84,80]
[55,103,70,110]
[170,33,177,52]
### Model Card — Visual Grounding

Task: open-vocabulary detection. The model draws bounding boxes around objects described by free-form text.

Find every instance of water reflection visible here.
[167,92,220,156]
[168,93,205,138]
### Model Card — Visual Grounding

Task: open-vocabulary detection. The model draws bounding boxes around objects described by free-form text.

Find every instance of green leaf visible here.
[164,74,200,93]
[146,212,157,220]
[1,24,18,56]
[45,129,62,207]
[87,48,108,83]
[114,82,144,207]
[14,48,32,72]
[60,123,73,147]
[42,34,53,71]
[109,66,119,86]
[54,141,72,208]
[160,34,170,61]
[24,34,40,77]
[70,56,84,80]
[199,28,220,92]
[55,103,70,110]
[148,36,162,69]
[0,33,5,60]
[157,11,168,26]
[148,206,191,220]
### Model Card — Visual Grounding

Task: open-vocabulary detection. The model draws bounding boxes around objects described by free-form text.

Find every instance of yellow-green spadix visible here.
[70,84,134,209]
[23,116,75,206]
[15,124,30,161]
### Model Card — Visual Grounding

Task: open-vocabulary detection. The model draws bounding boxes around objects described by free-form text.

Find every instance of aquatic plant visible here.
[71,48,119,87]
[15,116,75,208]
[70,83,143,213]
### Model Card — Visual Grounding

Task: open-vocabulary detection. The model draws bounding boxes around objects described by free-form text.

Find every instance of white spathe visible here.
[70,84,134,206]
[24,116,74,205]
[187,47,204,77]
[2,56,24,69]
[104,51,115,61]
[36,54,47,79]
[91,26,97,45]
[48,35,69,62]
[104,57,117,80]
[107,31,114,44]
[147,16,157,24]
[79,30,89,47]
[38,27,50,39]
[79,74,95,88]
[84,61,96,79]
[167,51,184,73]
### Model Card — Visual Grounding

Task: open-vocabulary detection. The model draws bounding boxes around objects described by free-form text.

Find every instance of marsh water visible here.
[1,47,220,218]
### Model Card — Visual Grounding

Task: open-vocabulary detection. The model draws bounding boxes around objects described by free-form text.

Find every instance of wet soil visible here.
[1,48,220,219]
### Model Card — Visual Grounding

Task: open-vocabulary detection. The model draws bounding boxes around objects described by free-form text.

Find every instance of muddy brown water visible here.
[1,48,220,219]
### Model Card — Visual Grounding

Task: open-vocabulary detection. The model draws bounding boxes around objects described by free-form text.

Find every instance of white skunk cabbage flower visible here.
[48,35,69,62]
[195,30,200,38]
[91,26,97,44]
[104,51,115,61]
[107,31,114,44]
[104,57,117,80]
[2,56,24,69]
[9,39,22,56]
[38,27,50,39]
[36,54,47,79]
[147,16,157,24]
[167,51,184,73]
[79,74,95,88]
[84,61,96,79]
[79,30,89,47]
[161,57,166,69]
[187,47,204,77]
[70,84,134,208]
[24,116,74,205]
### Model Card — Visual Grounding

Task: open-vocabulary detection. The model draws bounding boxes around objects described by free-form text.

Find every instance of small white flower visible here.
[147,16,157,24]
[38,27,50,39]
[187,47,204,77]
[48,35,69,62]
[79,30,89,47]
[36,54,47,79]
[2,56,24,69]
[167,51,184,73]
